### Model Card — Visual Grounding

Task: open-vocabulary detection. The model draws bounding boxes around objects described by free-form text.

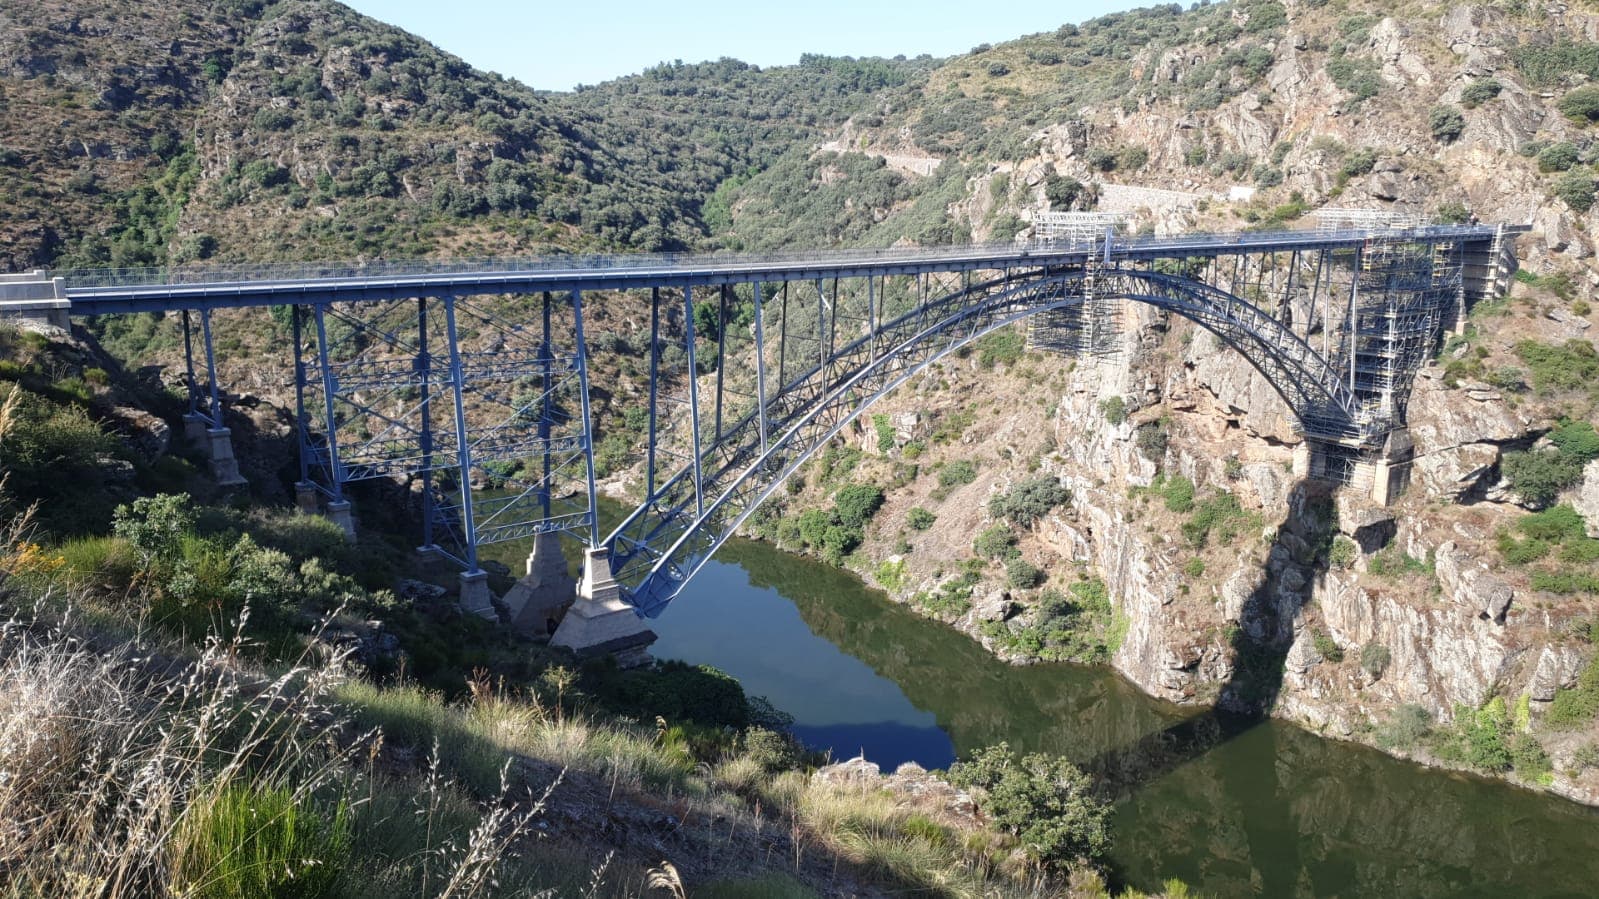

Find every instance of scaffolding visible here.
[1032,211,1127,246]
[1343,238,1459,434]
[1025,259,1122,357]
[1312,208,1426,233]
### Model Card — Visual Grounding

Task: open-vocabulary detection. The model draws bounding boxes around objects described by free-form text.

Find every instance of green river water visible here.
[492,531,1599,897]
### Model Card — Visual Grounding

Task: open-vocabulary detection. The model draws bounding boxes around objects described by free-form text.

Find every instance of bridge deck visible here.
[57,224,1505,315]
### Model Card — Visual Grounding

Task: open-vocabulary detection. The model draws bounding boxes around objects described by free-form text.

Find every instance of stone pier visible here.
[501,531,577,639]
[550,546,656,667]
[326,499,356,541]
[458,569,497,620]
[205,427,247,487]
[295,481,320,516]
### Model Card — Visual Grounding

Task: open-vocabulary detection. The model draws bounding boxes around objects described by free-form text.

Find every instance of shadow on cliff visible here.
[1089,478,1339,889]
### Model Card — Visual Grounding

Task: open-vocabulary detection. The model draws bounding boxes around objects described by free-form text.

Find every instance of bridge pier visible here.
[458,569,496,620]
[501,531,577,639]
[1303,431,1413,507]
[550,546,656,667]
[203,426,247,487]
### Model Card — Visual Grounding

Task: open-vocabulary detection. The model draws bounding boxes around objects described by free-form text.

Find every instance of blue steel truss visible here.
[49,223,1522,615]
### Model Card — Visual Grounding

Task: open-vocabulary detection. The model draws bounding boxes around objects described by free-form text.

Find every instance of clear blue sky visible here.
[341,0,1142,91]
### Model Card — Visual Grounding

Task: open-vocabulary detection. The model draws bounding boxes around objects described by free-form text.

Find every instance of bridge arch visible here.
[607,265,1361,616]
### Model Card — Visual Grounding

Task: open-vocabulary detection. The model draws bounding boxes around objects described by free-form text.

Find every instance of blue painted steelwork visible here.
[38,223,1525,619]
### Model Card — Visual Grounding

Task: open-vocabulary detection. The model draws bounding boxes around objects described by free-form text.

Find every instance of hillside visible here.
[5,0,1599,864]
[0,0,923,271]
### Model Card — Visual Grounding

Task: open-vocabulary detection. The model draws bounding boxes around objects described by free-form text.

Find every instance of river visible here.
[641,538,1599,898]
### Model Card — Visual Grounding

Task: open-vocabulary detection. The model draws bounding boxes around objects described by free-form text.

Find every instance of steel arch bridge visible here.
[5,220,1522,628]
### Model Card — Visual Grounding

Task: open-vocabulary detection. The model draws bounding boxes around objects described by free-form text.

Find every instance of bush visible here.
[1502,449,1585,507]
[1182,557,1205,578]
[1536,142,1580,172]
[1516,339,1599,391]
[938,459,979,489]
[1429,105,1466,143]
[1548,655,1599,729]
[1134,422,1168,461]
[1460,77,1502,109]
[172,783,350,899]
[947,744,1111,870]
[1006,558,1043,589]
[1312,629,1344,663]
[1339,148,1377,178]
[1328,535,1358,569]
[974,524,1020,560]
[907,507,937,530]
[1360,642,1391,679]
[1553,171,1596,212]
[988,476,1070,527]
[1086,148,1119,173]
[1558,84,1599,122]
[834,485,885,529]
[1375,703,1432,749]
[1099,396,1128,425]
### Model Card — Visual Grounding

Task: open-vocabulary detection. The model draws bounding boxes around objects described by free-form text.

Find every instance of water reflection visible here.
[705,538,1599,898]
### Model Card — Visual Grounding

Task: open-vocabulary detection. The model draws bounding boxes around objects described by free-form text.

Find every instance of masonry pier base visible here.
[295,481,320,516]
[457,569,497,620]
[326,499,356,542]
[205,427,247,487]
[1303,430,1413,507]
[550,546,656,667]
[501,531,577,640]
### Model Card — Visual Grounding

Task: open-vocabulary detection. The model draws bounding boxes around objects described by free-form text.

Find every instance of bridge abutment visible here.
[0,272,70,331]
[551,546,656,667]
[501,531,577,639]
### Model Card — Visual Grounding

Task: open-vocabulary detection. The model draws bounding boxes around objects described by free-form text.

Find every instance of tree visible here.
[1429,105,1466,143]
[948,744,1111,869]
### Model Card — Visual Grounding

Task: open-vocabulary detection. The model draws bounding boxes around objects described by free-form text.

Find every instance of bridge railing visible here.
[53,224,1500,290]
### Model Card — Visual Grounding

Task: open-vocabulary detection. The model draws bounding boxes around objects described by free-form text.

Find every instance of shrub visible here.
[974,524,1020,560]
[1312,629,1344,663]
[172,783,351,899]
[1536,142,1580,173]
[1006,558,1043,589]
[1158,476,1195,513]
[1548,655,1599,728]
[1429,105,1466,143]
[1558,84,1599,122]
[834,485,885,530]
[1516,339,1599,391]
[975,329,1025,368]
[1460,77,1502,109]
[1501,449,1584,507]
[1360,642,1391,679]
[907,507,937,530]
[113,493,198,571]
[1549,420,1599,462]
[1182,557,1206,578]
[1328,535,1358,569]
[1375,703,1432,749]
[988,476,1070,527]
[947,744,1111,870]
[1134,421,1168,461]
[987,62,1010,77]
[1339,148,1378,178]
[871,414,896,452]
[1099,396,1128,425]
[1553,171,1596,212]
[938,459,979,489]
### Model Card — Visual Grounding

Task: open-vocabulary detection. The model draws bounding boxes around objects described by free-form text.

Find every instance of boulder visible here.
[1575,460,1599,538]
[1528,644,1589,702]
[1338,504,1397,553]
[815,756,880,785]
